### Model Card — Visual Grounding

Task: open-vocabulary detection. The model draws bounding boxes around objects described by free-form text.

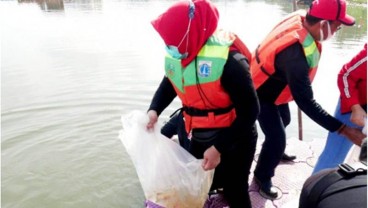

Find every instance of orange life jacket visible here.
[165,30,239,132]
[251,12,322,105]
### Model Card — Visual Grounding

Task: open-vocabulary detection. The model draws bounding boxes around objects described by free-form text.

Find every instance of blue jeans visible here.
[254,102,290,182]
[312,99,359,175]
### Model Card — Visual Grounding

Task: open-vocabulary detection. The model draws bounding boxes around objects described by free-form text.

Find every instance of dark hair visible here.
[306,12,335,26]
[306,13,323,25]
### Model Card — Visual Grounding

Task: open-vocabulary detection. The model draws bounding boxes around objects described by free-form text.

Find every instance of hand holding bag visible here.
[119,110,214,208]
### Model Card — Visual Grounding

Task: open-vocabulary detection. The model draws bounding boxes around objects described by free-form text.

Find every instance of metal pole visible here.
[298,108,303,140]
[292,0,297,11]
[292,0,303,141]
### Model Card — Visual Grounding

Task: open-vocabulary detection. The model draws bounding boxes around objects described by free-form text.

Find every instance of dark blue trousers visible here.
[254,102,290,182]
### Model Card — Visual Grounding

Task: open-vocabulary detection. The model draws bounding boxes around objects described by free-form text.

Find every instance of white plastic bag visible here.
[119,110,214,208]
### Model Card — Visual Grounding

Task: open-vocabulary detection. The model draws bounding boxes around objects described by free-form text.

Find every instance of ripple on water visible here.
[2,95,146,207]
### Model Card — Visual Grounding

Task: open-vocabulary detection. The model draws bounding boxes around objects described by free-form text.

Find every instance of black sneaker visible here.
[281,153,296,162]
[253,176,278,200]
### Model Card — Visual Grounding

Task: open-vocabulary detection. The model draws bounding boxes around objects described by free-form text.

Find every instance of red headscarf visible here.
[151,0,219,67]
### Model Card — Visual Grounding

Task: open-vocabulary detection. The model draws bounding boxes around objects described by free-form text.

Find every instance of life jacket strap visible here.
[255,45,273,77]
[182,105,234,117]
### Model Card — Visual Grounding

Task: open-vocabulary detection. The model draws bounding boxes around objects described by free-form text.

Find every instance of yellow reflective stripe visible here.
[198,45,228,59]
[304,41,317,57]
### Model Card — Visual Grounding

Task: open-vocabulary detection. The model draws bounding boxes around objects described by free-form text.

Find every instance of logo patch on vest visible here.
[167,63,175,78]
[198,61,212,77]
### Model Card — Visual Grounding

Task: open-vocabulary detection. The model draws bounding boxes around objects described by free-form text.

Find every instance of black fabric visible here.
[254,102,291,181]
[191,129,222,143]
[160,110,190,151]
[299,163,367,208]
[189,132,257,208]
[256,42,343,132]
[148,77,176,116]
[182,105,233,116]
[149,51,259,154]
[215,51,259,153]
[148,50,259,208]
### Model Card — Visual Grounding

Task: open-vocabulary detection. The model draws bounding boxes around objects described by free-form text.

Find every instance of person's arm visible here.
[278,43,364,145]
[161,113,180,138]
[277,43,342,131]
[337,46,367,126]
[350,104,366,127]
[338,66,361,113]
[147,76,177,129]
[214,51,260,153]
[148,76,177,115]
[202,51,260,170]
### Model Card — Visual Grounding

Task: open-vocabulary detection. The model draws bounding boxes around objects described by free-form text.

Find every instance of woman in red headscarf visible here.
[146,0,259,207]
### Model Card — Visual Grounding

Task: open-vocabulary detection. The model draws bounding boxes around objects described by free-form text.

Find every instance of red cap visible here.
[308,0,355,26]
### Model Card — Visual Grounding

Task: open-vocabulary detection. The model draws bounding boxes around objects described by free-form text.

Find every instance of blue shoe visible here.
[253,176,278,200]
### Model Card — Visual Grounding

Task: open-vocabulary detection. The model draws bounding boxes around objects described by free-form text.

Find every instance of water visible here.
[1,0,366,207]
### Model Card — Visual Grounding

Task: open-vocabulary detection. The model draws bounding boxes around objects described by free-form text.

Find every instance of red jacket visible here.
[337,43,367,114]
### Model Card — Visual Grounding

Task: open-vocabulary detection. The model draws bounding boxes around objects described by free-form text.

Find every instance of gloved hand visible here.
[338,124,366,146]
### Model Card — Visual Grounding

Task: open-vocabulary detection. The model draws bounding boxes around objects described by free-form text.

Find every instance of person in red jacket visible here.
[313,43,367,174]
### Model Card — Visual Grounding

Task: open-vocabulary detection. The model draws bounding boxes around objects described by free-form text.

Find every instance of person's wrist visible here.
[213,143,224,154]
[351,104,362,112]
[337,124,347,134]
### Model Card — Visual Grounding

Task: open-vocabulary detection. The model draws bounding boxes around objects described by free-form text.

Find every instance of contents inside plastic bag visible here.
[119,110,214,208]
